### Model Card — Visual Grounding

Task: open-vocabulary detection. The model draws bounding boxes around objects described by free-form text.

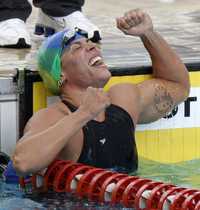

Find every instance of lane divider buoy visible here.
[19,160,200,210]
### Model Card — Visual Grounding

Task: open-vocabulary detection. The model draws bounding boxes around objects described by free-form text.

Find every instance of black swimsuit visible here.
[62,101,138,173]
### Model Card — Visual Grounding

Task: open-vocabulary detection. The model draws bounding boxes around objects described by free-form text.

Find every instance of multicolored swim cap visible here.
[38,28,88,94]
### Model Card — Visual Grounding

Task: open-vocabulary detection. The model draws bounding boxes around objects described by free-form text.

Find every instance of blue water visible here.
[1,158,200,210]
[0,181,132,210]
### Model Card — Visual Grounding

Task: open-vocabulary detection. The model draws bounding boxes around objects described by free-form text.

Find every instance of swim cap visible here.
[38,28,88,94]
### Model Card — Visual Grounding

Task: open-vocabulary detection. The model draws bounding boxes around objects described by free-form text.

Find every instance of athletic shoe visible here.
[34,9,101,42]
[0,18,31,48]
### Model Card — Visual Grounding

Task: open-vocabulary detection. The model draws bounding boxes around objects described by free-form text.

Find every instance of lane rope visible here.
[19,160,200,210]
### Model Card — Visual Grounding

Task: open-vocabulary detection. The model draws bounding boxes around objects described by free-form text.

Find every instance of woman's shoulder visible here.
[23,101,70,135]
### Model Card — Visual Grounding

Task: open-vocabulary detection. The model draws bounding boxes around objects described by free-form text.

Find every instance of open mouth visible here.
[88,56,105,67]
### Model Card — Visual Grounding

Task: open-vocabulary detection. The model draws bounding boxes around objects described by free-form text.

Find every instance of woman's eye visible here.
[71,44,81,51]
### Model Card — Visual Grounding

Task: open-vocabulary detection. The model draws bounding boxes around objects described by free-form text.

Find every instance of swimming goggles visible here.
[60,27,88,54]
[61,27,101,55]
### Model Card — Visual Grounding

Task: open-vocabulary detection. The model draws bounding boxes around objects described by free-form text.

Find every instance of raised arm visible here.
[116,9,190,123]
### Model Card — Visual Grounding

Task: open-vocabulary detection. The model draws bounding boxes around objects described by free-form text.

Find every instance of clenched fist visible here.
[116,9,153,37]
[79,87,111,120]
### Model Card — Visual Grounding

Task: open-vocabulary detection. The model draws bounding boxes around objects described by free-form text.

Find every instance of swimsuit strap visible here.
[61,100,77,112]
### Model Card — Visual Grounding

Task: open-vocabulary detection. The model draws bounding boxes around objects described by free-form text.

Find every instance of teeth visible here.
[89,56,102,66]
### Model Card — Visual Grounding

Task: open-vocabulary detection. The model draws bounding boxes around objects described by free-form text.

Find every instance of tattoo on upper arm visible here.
[154,85,174,114]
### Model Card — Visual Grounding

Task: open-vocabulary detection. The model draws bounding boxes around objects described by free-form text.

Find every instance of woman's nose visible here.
[86,40,98,51]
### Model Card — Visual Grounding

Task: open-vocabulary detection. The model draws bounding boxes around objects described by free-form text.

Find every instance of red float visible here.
[111,176,139,205]
[19,160,200,210]
[182,191,200,210]
[146,183,175,209]
[99,173,127,203]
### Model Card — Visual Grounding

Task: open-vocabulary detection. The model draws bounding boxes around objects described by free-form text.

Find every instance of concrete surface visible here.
[0,0,200,71]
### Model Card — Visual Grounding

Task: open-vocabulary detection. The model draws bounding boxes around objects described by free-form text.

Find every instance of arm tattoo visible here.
[154,85,174,114]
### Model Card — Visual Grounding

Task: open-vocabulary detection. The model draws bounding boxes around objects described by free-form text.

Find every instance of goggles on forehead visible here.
[61,27,88,55]
[61,27,101,55]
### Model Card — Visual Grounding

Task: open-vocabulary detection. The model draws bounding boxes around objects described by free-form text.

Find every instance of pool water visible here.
[137,158,200,189]
[0,158,200,210]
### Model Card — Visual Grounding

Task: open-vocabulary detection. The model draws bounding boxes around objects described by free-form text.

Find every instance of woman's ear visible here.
[60,72,65,81]
[61,72,69,87]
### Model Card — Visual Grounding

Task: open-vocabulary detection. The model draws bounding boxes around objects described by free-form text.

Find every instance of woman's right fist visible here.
[116,9,153,37]
[79,87,111,120]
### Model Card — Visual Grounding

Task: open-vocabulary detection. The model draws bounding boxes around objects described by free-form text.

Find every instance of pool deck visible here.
[0,0,200,72]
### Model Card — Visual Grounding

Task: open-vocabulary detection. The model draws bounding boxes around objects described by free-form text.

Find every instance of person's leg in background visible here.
[33,0,84,17]
[0,0,100,49]
[33,0,101,42]
[0,0,32,48]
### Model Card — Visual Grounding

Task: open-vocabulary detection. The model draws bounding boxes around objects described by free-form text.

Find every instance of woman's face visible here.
[61,38,111,89]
